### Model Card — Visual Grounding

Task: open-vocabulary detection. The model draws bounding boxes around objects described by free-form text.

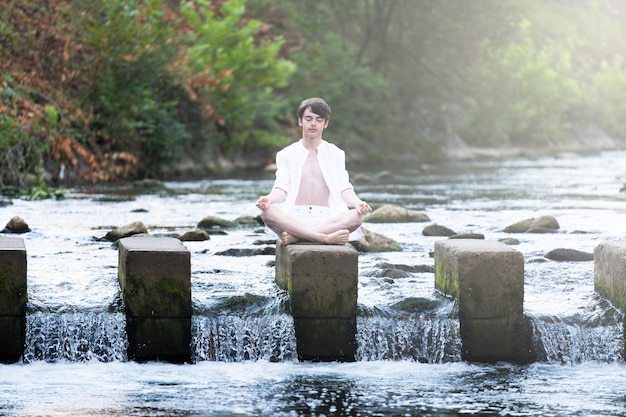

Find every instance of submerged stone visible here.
[545,248,593,262]
[366,204,430,223]
[101,221,148,241]
[351,227,401,252]
[423,224,456,237]
[197,215,234,229]
[504,215,559,233]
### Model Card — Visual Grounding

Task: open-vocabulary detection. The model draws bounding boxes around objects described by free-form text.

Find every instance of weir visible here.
[2,236,625,364]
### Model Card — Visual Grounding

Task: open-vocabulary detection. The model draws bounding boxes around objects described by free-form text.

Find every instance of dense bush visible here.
[3,0,626,187]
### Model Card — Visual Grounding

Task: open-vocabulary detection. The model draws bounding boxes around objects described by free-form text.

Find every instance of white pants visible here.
[265,204,363,241]
[284,205,331,229]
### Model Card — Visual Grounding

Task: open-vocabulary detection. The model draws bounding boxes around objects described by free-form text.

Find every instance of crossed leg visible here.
[260,204,363,245]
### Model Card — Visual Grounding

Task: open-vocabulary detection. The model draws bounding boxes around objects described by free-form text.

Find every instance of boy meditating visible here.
[256,97,371,245]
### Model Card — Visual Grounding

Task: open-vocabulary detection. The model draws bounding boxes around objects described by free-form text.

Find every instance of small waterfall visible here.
[357,316,462,363]
[23,312,127,363]
[531,315,624,364]
[20,311,624,365]
[191,314,298,363]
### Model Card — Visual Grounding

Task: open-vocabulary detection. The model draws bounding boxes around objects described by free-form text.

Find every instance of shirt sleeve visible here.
[273,148,290,194]
[335,147,353,192]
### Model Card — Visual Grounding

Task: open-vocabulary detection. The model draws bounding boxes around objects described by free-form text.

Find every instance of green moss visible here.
[435,261,459,299]
[596,280,626,312]
[156,277,188,300]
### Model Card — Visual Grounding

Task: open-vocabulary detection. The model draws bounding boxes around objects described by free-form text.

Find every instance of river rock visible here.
[366,204,430,223]
[351,227,401,252]
[499,237,521,245]
[1,216,30,233]
[215,246,275,256]
[179,229,210,242]
[422,224,456,237]
[234,216,260,226]
[363,262,434,278]
[503,215,560,233]
[132,179,164,189]
[374,262,434,274]
[197,215,234,229]
[392,297,445,313]
[544,248,593,262]
[101,221,148,241]
[450,233,484,240]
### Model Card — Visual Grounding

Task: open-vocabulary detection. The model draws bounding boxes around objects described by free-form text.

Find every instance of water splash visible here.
[23,312,127,363]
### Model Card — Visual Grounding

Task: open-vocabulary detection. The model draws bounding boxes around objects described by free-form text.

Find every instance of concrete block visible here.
[434,239,524,319]
[118,236,191,318]
[594,241,626,312]
[294,317,357,362]
[0,237,27,316]
[434,239,533,363]
[275,242,357,318]
[460,316,534,363]
[0,315,26,363]
[275,242,358,362]
[126,317,192,363]
[0,237,27,363]
[117,236,192,363]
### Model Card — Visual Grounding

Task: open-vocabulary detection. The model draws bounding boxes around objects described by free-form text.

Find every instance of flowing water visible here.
[1,150,626,416]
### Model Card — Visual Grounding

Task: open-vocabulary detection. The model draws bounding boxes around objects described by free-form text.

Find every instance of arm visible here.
[257,187,287,211]
[257,146,291,211]
[341,188,372,215]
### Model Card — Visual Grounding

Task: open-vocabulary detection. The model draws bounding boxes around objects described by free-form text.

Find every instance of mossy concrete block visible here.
[434,239,533,364]
[0,237,27,316]
[275,242,358,318]
[0,315,26,363]
[0,237,27,363]
[594,241,626,312]
[460,316,535,364]
[118,236,191,318]
[126,317,192,363]
[434,239,524,320]
[294,317,357,362]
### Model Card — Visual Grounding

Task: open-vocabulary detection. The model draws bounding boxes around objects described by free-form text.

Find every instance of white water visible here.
[1,150,626,415]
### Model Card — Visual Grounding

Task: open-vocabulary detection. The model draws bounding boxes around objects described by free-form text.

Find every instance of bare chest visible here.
[295,151,330,206]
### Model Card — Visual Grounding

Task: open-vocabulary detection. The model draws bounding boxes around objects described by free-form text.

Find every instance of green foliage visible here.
[585,56,626,137]
[72,0,189,176]
[0,100,48,188]
[6,0,626,187]
[181,0,295,157]
[460,20,581,146]
[22,183,67,201]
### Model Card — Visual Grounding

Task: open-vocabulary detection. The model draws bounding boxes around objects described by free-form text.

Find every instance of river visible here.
[0,150,625,416]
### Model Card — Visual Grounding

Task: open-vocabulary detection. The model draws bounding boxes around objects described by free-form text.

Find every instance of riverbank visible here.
[442,127,626,162]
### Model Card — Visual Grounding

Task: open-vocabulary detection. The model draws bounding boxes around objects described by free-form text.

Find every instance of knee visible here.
[259,205,278,225]
[260,209,271,225]
[351,209,364,228]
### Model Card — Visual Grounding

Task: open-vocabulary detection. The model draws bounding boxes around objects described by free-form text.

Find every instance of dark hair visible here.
[297,97,331,120]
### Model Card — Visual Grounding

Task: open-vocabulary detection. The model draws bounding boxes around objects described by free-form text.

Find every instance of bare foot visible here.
[281,231,299,245]
[322,229,349,245]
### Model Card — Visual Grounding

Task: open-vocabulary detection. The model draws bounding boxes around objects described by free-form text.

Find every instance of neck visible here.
[301,136,322,151]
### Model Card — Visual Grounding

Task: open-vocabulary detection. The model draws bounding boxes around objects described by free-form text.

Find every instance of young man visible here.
[256,97,371,245]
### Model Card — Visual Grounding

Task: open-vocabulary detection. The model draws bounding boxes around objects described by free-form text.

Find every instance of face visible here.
[298,107,329,140]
